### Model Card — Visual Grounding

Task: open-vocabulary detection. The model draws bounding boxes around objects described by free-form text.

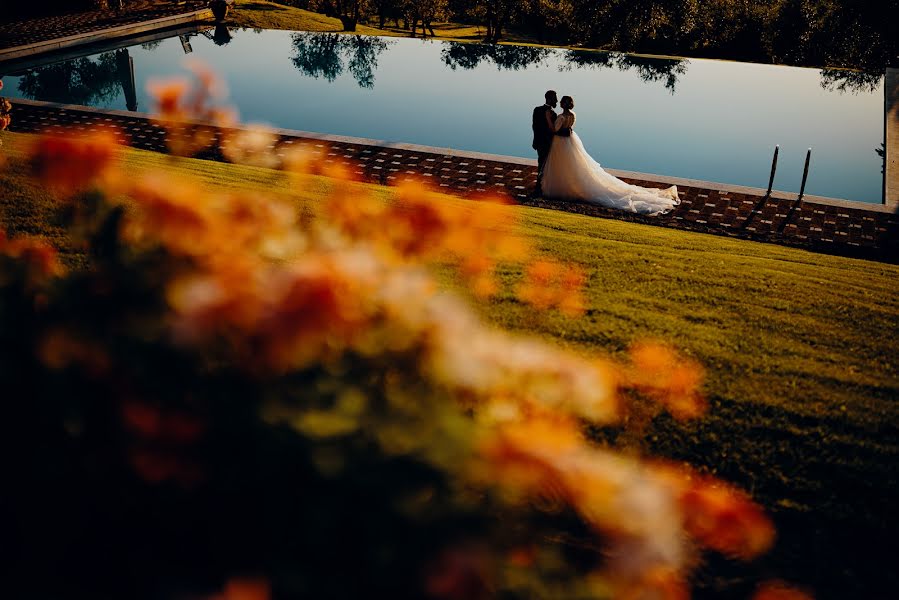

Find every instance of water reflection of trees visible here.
[441,43,551,71]
[563,50,688,93]
[819,69,883,94]
[290,33,391,89]
[17,52,126,107]
[439,42,689,92]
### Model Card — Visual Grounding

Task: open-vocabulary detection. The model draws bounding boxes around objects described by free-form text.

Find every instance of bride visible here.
[541,96,680,215]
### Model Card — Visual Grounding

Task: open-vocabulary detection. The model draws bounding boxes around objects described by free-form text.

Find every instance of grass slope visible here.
[226,1,386,36]
[1,131,897,597]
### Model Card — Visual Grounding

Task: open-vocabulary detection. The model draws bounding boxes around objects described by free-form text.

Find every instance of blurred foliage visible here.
[0,79,10,131]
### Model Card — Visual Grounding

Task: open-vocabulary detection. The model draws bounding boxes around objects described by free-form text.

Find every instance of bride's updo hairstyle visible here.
[560,96,575,110]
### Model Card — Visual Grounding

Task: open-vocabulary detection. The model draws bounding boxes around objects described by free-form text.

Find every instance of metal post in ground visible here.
[798,148,812,202]
[766,145,779,197]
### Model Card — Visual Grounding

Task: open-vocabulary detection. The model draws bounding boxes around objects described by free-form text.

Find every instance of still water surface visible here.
[1,28,886,202]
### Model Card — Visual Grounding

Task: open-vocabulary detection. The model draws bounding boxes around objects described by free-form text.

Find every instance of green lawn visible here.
[1,131,897,597]
[226,1,386,36]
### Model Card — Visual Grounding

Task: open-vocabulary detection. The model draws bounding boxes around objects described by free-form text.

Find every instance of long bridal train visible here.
[542,110,679,216]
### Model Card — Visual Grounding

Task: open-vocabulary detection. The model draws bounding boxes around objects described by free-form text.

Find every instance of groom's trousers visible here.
[535,144,551,192]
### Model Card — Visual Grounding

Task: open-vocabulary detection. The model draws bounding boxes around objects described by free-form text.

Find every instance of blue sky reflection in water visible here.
[2,28,886,203]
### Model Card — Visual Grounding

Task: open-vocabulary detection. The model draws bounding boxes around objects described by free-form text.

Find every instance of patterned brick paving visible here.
[0,1,208,50]
[8,100,899,262]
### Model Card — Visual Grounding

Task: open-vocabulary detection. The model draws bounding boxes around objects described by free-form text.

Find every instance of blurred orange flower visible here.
[424,544,492,600]
[38,328,109,375]
[627,341,706,420]
[146,63,235,156]
[146,77,190,118]
[752,580,814,600]
[221,125,280,168]
[29,131,119,196]
[0,231,62,277]
[678,475,775,560]
[611,566,689,600]
[221,578,271,600]
[517,259,587,316]
[121,400,205,443]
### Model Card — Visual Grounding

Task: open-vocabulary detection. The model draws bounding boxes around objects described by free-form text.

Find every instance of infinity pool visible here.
[0,27,886,203]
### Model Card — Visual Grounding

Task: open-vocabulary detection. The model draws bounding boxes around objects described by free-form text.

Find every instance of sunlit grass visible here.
[3,130,896,428]
[226,1,387,36]
[226,2,587,52]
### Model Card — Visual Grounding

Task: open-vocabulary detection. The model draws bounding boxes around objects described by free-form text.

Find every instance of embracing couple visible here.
[532,90,679,215]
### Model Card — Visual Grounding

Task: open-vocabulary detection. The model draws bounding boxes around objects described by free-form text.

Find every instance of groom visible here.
[531,89,558,196]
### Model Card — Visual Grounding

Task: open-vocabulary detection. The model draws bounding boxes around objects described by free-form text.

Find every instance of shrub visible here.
[0,80,11,132]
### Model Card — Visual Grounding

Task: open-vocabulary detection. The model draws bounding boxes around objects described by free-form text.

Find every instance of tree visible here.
[564,0,698,52]
[519,0,576,44]
[451,0,521,42]
[372,0,406,27]
[404,0,449,37]
[309,0,371,31]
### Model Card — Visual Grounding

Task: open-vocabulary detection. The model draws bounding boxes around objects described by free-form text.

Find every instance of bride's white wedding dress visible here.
[541,111,680,215]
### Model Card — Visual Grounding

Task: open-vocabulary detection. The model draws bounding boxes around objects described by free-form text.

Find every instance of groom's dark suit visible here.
[532,103,557,193]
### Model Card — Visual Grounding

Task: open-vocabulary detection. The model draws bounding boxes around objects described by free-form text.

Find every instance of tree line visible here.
[299,0,897,71]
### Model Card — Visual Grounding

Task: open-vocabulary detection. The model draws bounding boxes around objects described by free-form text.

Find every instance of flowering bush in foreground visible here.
[0,79,12,136]
[0,64,810,600]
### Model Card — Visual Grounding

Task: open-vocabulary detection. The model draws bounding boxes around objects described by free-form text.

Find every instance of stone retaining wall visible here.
[7,99,898,262]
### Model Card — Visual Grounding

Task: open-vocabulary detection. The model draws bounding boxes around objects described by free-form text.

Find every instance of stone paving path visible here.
[7,99,899,262]
[0,1,209,50]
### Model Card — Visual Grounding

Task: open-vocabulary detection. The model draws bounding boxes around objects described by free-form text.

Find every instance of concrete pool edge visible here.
[6,98,898,262]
